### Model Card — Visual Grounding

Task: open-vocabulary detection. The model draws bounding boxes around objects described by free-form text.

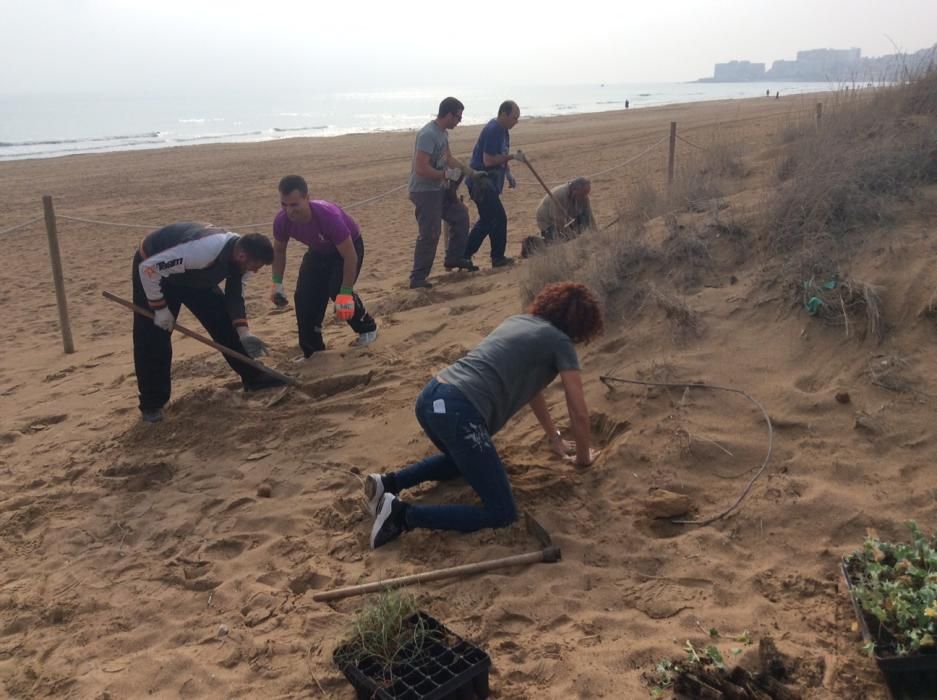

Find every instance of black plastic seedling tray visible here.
[841,561,937,699]
[334,611,491,700]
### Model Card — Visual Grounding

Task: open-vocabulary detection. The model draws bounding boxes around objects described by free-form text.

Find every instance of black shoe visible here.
[140,408,164,423]
[409,280,433,289]
[492,256,515,268]
[444,258,479,272]
[243,373,288,392]
[305,333,326,354]
[370,494,406,549]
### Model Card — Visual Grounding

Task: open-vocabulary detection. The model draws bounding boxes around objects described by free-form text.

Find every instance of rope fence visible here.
[1,102,823,237]
[676,134,707,151]
[0,216,43,236]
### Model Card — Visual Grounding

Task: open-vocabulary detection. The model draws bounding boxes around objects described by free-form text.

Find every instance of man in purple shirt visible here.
[271,175,378,358]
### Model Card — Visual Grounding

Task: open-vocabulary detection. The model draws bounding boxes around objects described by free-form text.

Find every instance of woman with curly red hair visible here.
[366,282,604,548]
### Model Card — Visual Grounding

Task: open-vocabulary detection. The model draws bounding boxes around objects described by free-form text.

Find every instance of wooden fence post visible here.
[816,102,823,127]
[667,121,677,186]
[42,195,75,354]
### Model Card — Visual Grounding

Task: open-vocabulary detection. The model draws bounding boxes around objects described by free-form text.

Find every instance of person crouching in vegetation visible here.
[366,282,604,548]
[536,176,596,242]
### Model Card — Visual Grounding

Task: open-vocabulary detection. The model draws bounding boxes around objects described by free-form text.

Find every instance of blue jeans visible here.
[464,190,507,261]
[393,379,518,533]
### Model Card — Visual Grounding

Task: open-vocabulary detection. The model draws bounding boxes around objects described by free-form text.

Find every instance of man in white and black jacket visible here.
[132,222,283,422]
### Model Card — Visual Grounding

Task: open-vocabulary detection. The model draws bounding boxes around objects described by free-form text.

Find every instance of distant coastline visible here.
[698,43,936,83]
[0,81,832,161]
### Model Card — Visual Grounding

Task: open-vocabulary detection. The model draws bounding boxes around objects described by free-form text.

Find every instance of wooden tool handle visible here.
[101,290,297,386]
[313,547,560,603]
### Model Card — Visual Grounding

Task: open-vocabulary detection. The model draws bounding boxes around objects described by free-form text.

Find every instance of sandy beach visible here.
[2,91,930,698]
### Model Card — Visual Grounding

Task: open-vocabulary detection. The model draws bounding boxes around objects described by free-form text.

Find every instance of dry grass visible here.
[802,276,885,342]
[702,141,747,179]
[621,179,663,222]
[669,159,723,213]
[769,72,937,252]
[646,285,704,343]
[520,222,660,319]
[663,216,711,290]
[864,354,919,394]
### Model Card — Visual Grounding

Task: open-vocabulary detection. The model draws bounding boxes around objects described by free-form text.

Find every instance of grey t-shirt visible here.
[408,121,448,192]
[438,314,580,435]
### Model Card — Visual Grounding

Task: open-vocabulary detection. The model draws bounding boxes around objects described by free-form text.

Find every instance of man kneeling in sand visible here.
[271,175,378,359]
[364,282,603,548]
[536,176,596,242]
[133,223,283,423]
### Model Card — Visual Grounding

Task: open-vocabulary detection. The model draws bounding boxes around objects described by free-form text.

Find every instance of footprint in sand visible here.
[202,537,250,560]
[22,414,68,432]
[99,461,175,491]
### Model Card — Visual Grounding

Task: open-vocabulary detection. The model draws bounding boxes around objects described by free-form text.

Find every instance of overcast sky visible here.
[1,0,935,96]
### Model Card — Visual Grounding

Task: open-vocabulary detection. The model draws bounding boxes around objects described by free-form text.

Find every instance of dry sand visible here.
[1,92,932,698]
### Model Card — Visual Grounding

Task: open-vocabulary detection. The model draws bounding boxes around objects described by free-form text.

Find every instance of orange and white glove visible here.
[334,287,355,321]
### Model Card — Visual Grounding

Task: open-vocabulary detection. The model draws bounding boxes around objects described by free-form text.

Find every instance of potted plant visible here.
[333,590,491,700]
[842,521,937,696]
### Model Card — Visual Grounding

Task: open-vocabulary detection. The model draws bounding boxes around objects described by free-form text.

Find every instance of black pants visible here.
[464,190,507,261]
[132,253,261,412]
[294,237,377,357]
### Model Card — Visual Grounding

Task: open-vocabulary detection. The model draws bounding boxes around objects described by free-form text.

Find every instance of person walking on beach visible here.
[365,282,603,548]
[463,100,523,268]
[536,177,596,242]
[408,96,478,290]
[271,175,378,358]
[132,223,283,423]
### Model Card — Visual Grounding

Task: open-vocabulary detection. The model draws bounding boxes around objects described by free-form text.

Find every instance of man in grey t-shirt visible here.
[407,96,478,289]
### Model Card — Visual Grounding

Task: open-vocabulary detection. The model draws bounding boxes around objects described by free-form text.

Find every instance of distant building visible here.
[699,44,937,83]
[713,60,766,81]
[766,48,862,80]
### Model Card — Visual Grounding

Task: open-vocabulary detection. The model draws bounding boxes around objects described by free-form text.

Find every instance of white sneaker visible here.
[370,493,404,549]
[364,474,385,516]
[352,329,378,347]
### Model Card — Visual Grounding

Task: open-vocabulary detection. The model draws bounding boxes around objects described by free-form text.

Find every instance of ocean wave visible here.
[0,132,161,148]
[271,125,328,132]
[169,130,263,143]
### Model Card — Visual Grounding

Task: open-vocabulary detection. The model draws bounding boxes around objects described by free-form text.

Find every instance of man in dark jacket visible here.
[132,222,283,423]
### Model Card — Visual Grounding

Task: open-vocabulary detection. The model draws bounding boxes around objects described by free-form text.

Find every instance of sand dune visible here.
[2,92,929,698]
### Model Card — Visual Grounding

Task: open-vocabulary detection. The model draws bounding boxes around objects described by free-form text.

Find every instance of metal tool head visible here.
[524,511,553,548]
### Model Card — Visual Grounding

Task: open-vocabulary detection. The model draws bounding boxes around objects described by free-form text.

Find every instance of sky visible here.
[1,0,935,96]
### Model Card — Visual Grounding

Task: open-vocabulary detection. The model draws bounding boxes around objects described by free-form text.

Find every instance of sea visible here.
[0,82,832,161]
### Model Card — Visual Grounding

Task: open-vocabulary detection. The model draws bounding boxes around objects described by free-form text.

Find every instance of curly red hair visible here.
[528,282,604,344]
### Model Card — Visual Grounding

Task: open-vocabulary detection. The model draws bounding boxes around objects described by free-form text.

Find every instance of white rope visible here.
[513,135,667,188]
[223,182,409,230]
[342,182,408,210]
[57,215,160,230]
[40,179,409,234]
[0,216,43,236]
[580,135,668,181]
[677,134,707,151]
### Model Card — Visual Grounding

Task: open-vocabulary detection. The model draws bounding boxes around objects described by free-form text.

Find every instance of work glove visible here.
[505,171,517,189]
[334,288,355,321]
[444,167,462,181]
[153,307,175,332]
[271,282,288,307]
[237,328,269,358]
[513,149,527,163]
